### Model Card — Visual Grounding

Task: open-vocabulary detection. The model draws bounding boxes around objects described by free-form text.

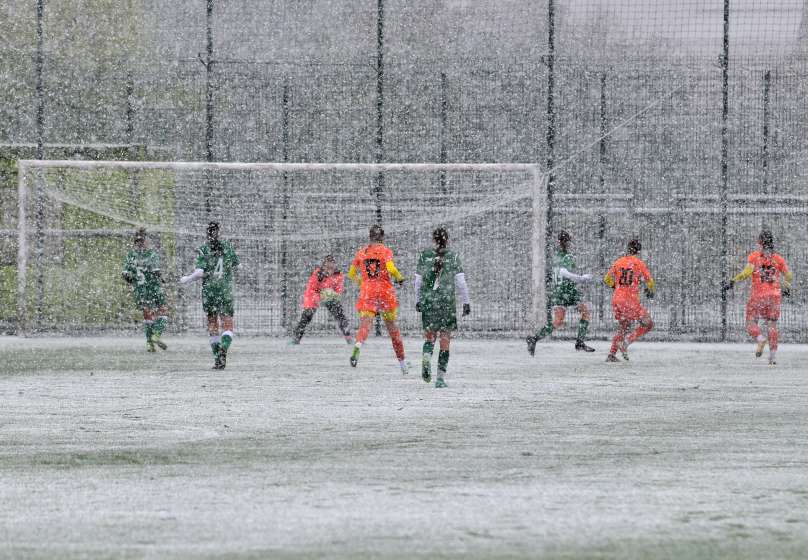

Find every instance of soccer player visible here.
[291,255,352,345]
[526,230,595,356]
[603,238,655,362]
[414,227,470,388]
[722,230,793,365]
[179,222,240,370]
[348,224,407,373]
[122,228,168,352]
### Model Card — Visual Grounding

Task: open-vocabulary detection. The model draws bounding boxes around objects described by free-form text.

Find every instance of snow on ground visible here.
[0,336,807,559]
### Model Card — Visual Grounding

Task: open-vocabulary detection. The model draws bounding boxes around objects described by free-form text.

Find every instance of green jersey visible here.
[417,249,464,331]
[195,241,239,315]
[123,248,165,307]
[551,250,581,307]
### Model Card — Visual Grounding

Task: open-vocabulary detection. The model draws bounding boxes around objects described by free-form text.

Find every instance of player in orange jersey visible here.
[722,230,793,365]
[603,239,655,362]
[348,224,408,373]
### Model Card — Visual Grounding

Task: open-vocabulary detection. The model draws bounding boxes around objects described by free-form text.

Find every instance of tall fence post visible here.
[544,0,557,325]
[597,71,607,327]
[204,0,215,217]
[34,0,46,332]
[374,0,385,336]
[281,81,290,335]
[439,71,448,195]
[762,69,771,194]
[719,0,730,341]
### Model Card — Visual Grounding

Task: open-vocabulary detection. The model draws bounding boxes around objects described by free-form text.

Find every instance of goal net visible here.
[16,160,546,336]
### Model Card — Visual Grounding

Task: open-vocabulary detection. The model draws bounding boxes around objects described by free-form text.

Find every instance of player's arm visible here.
[779,257,794,295]
[723,264,753,292]
[559,267,593,283]
[603,266,616,289]
[180,251,205,285]
[334,271,345,294]
[455,272,471,316]
[122,259,135,285]
[386,259,404,284]
[348,259,361,285]
[305,269,320,294]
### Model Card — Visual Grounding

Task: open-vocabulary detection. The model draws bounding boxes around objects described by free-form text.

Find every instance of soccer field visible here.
[1,336,807,559]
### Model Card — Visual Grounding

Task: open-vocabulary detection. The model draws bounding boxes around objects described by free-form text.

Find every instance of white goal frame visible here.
[16,159,547,336]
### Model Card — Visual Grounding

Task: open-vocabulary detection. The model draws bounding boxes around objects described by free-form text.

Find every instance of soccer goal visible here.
[16,160,547,336]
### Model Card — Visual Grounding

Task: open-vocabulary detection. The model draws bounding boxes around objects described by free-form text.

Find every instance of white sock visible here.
[756,334,766,343]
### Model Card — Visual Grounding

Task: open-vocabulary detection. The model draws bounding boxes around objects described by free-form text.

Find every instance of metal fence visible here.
[1,0,807,340]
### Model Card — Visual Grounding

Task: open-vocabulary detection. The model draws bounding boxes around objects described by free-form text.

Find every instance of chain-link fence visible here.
[1,1,807,340]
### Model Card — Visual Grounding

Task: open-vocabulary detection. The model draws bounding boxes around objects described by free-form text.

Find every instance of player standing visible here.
[414,227,471,388]
[122,228,169,352]
[179,222,240,369]
[722,230,793,365]
[348,225,407,373]
[291,255,352,345]
[603,239,655,362]
[526,230,595,356]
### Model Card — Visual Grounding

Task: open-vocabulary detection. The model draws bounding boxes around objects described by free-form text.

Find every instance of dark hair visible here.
[432,227,449,277]
[134,227,147,245]
[627,238,641,255]
[558,230,571,250]
[208,222,222,254]
[758,230,774,252]
[317,255,337,281]
[369,224,384,243]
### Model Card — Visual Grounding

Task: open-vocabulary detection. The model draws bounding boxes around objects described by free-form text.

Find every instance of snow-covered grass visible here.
[1,336,807,559]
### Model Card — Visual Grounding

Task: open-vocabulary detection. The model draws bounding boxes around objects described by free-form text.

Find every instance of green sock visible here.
[422,340,434,360]
[153,316,167,336]
[210,336,221,356]
[144,322,154,341]
[577,319,589,342]
[220,333,233,352]
[438,349,450,374]
[535,322,553,340]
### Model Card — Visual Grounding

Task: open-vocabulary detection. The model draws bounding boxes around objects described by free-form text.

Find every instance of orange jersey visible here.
[605,255,653,303]
[746,251,789,299]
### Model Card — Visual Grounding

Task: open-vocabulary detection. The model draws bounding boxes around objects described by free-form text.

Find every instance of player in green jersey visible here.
[179,222,240,369]
[527,230,595,356]
[122,228,169,352]
[414,227,471,388]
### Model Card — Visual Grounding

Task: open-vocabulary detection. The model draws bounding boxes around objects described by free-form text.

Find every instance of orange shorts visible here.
[356,289,398,316]
[612,298,649,323]
[746,295,781,322]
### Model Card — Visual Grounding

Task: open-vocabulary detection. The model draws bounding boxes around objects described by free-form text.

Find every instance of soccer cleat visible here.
[526,336,537,357]
[575,340,595,352]
[755,338,767,358]
[146,340,156,352]
[213,353,224,370]
[350,346,360,367]
[619,341,629,361]
[605,354,619,363]
[150,333,167,351]
[288,338,300,346]
[400,361,409,375]
[768,351,776,366]
[435,377,447,388]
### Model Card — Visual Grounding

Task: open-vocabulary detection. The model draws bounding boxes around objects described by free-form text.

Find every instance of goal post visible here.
[16,159,547,336]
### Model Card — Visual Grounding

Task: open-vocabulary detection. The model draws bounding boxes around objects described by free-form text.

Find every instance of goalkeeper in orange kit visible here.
[722,230,793,365]
[348,225,408,374]
[603,238,655,362]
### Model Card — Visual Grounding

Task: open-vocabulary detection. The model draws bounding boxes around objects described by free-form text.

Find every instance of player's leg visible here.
[574,301,595,352]
[527,306,563,356]
[291,307,317,344]
[422,330,436,383]
[150,303,169,350]
[142,307,156,352]
[382,308,407,374]
[351,310,376,367]
[745,299,767,357]
[324,301,353,344]
[435,331,451,388]
[218,315,235,368]
[765,297,781,365]
[626,306,653,347]
[607,320,630,362]
[207,314,223,369]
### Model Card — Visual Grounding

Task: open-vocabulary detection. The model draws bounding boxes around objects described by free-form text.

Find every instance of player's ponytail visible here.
[432,227,449,277]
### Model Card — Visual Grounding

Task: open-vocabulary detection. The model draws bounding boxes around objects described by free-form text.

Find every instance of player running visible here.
[722,230,793,365]
[179,222,240,370]
[291,255,352,345]
[122,228,169,352]
[526,230,595,356]
[414,227,471,388]
[348,225,407,373]
[603,238,655,362]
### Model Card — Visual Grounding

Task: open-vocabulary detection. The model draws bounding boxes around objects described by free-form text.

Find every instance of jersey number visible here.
[213,257,224,279]
[364,259,382,279]
[759,265,777,284]
[618,268,634,287]
[135,267,146,286]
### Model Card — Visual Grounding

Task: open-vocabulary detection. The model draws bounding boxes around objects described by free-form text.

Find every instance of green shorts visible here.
[420,302,458,333]
[550,287,581,308]
[133,287,166,311]
[203,294,234,317]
